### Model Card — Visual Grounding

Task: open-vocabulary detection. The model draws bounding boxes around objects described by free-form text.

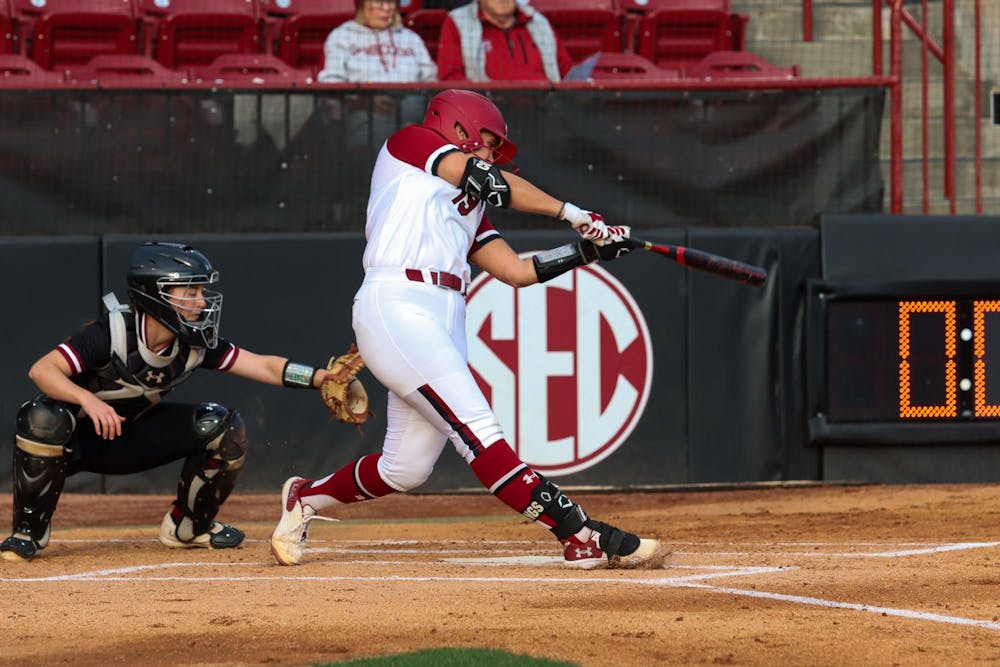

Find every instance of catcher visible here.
[0,241,364,562]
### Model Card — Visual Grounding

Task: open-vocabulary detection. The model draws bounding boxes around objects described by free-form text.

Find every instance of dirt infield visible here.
[3,483,1000,666]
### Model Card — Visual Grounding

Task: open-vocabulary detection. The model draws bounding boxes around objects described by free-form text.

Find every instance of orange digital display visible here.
[825,298,1000,422]
[898,300,957,418]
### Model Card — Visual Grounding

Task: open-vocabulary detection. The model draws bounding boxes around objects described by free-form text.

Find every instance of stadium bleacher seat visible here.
[63,53,190,87]
[0,53,64,84]
[588,52,680,82]
[621,0,748,71]
[11,0,139,71]
[684,50,799,80]
[403,8,446,62]
[136,0,261,71]
[196,52,311,85]
[259,0,354,73]
[528,0,622,63]
[1,1,15,54]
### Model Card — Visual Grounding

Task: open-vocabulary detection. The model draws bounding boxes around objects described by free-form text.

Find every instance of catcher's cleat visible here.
[270,476,337,566]
[158,512,245,549]
[0,534,40,562]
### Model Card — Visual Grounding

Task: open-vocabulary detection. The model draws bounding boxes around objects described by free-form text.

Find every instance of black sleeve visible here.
[57,318,112,374]
[201,338,240,371]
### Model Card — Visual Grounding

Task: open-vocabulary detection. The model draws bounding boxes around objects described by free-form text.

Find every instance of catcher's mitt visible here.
[321,344,373,426]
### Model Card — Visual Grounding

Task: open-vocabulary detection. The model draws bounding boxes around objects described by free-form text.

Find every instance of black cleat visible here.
[1,535,39,562]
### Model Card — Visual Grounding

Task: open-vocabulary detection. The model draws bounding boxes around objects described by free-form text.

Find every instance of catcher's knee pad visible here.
[11,398,73,548]
[194,402,247,468]
[526,480,588,540]
[16,397,75,445]
[170,403,247,541]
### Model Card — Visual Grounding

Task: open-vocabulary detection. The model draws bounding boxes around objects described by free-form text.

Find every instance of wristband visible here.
[282,361,319,389]
[559,202,583,222]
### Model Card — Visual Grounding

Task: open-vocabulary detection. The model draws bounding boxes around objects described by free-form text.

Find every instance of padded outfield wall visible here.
[0,230,817,494]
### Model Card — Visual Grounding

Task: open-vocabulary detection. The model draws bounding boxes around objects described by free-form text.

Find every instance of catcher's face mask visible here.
[159,278,223,348]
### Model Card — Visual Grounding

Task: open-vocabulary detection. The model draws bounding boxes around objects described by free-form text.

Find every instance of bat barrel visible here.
[631,237,767,287]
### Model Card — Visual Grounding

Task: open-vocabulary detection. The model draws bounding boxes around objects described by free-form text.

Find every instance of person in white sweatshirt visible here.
[317,0,436,152]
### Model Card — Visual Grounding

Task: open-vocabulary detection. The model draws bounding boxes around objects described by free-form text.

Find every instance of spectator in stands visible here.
[318,0,436,85]
[436,0,573,82]
[317,0,436,151]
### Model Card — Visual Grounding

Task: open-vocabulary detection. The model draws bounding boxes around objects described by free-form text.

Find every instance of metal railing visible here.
[805,0,984,214]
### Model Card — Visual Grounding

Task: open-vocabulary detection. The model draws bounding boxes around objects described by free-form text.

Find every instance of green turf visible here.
[318,647,579,666]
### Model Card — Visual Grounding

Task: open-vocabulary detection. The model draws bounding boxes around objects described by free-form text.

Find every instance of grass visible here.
[318,647,579,666]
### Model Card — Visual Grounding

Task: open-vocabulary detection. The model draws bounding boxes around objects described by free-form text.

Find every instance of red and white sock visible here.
[468,440,559,530]
[298,454,396,513]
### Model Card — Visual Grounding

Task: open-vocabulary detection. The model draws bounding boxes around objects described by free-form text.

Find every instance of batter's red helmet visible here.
[422,89,517,164]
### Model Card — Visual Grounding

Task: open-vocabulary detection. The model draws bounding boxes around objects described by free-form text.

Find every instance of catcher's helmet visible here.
[422,89,517,164]
[126,242,223,349]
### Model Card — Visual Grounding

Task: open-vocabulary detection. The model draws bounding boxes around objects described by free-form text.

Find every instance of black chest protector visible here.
[75,293,206,420]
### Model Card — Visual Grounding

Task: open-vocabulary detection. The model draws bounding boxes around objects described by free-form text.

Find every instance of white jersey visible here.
[362,125,499,284]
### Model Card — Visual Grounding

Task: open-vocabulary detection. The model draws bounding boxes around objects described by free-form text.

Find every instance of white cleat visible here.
[270,476,336,566]
[610,538,668,570]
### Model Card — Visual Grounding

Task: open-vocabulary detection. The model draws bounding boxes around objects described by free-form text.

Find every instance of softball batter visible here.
[271,90,664,569]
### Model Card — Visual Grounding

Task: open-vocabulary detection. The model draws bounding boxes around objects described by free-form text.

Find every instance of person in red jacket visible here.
[436,0,573,82]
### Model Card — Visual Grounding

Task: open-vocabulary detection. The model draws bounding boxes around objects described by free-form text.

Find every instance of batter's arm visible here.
[435,152,562,217]
[470,238,539,288]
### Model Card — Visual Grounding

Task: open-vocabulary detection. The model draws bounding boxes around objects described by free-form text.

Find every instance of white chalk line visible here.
[684,582,1000,631]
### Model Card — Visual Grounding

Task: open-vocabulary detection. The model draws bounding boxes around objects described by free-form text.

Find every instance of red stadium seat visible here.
[622,0,748,71]
[683,50,799,80]
[195,52,311,85]
[527,0,622,62]
[588,52,680,82]
[136,0,261,70]
[64,53,190,86]
[11,0,138,71]
[0,52,65,84]
[1,1,16,54]
[403,8,446,61]
[259,0,354,73]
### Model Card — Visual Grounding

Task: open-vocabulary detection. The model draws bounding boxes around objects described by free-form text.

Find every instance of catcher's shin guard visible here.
[2,399,74,562]
[163,403,247,544]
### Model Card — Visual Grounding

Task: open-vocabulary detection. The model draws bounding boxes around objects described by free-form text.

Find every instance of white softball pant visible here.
[352,268,505,492]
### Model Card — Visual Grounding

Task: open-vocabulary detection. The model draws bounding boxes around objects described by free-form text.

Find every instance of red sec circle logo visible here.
[466,258,653,476]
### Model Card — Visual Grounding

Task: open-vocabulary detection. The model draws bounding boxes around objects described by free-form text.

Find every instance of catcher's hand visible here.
[321,344,373,426]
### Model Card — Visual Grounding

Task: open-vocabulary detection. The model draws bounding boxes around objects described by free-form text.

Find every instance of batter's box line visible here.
[686,582,1000,632]
[675,541,1000,558]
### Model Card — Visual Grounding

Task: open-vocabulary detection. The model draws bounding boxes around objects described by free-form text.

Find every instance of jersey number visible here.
[452,192,479,216]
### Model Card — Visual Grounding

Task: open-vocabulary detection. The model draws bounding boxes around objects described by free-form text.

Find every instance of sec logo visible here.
[466,258,653,476]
